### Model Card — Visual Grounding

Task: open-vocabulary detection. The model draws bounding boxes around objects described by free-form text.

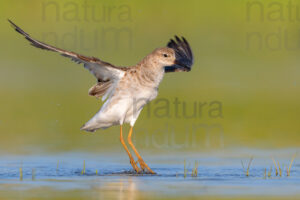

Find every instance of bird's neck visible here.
[137,61,165,88]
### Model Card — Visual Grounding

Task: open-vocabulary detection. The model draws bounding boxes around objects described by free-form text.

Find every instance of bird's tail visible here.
[81,123,111,132]
[80,123,98,133]
[80,115,113,132]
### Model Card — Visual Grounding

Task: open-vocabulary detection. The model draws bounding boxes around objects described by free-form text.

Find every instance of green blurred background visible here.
[0,0,299,155]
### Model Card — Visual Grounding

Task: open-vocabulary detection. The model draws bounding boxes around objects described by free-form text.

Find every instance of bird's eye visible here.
[163,54,168,57]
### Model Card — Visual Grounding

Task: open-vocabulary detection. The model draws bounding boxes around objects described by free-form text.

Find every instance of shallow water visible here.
[0,150,299,199]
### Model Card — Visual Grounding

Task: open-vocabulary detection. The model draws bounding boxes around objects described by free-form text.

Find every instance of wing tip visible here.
[8,19,18,30]
[8,19,29,37]
[7,19,14,25]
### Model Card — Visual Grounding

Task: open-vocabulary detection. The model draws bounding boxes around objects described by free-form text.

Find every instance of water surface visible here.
[0,150,299,199]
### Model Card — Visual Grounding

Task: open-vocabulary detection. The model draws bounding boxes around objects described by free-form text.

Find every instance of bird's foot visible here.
[130,158,140,173]
[138,159,156,174]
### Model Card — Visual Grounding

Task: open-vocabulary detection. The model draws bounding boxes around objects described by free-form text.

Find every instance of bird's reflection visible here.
[94,177,143,200]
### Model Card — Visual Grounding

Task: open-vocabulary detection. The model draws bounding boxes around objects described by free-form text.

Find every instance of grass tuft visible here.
[19,167,23,181]
[287,154,296,176]
[81,160,86,175]
[56,160,59,174]
[241,156,253,176]
[184,160,187,178]
[268,166,272,178]
[19,161,23,181]
[277,161,282,177]
[32,168,36,180]
[272,158,278,176]
[192,161,198,177]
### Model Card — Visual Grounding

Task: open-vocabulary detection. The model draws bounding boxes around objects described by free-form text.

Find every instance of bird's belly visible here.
[124,88,158,125]
[96,87,158,126]
[95,97,131,125]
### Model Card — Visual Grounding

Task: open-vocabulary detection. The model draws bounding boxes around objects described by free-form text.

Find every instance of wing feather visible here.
[8,19,127,82]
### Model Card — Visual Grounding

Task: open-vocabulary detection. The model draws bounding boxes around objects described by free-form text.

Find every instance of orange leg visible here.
[120,125,140,173]
[127,126,156,174]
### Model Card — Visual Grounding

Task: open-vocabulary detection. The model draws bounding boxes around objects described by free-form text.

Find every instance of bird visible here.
[8,19,194,174]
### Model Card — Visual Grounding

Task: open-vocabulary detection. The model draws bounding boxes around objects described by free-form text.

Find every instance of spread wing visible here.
[8,19,127,82]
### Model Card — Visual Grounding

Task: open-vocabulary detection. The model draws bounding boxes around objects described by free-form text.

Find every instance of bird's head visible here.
[150,47,177,68]
[143,36,193,73]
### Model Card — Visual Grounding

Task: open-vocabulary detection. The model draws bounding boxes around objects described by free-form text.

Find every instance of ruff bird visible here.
[9,20,194,174]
